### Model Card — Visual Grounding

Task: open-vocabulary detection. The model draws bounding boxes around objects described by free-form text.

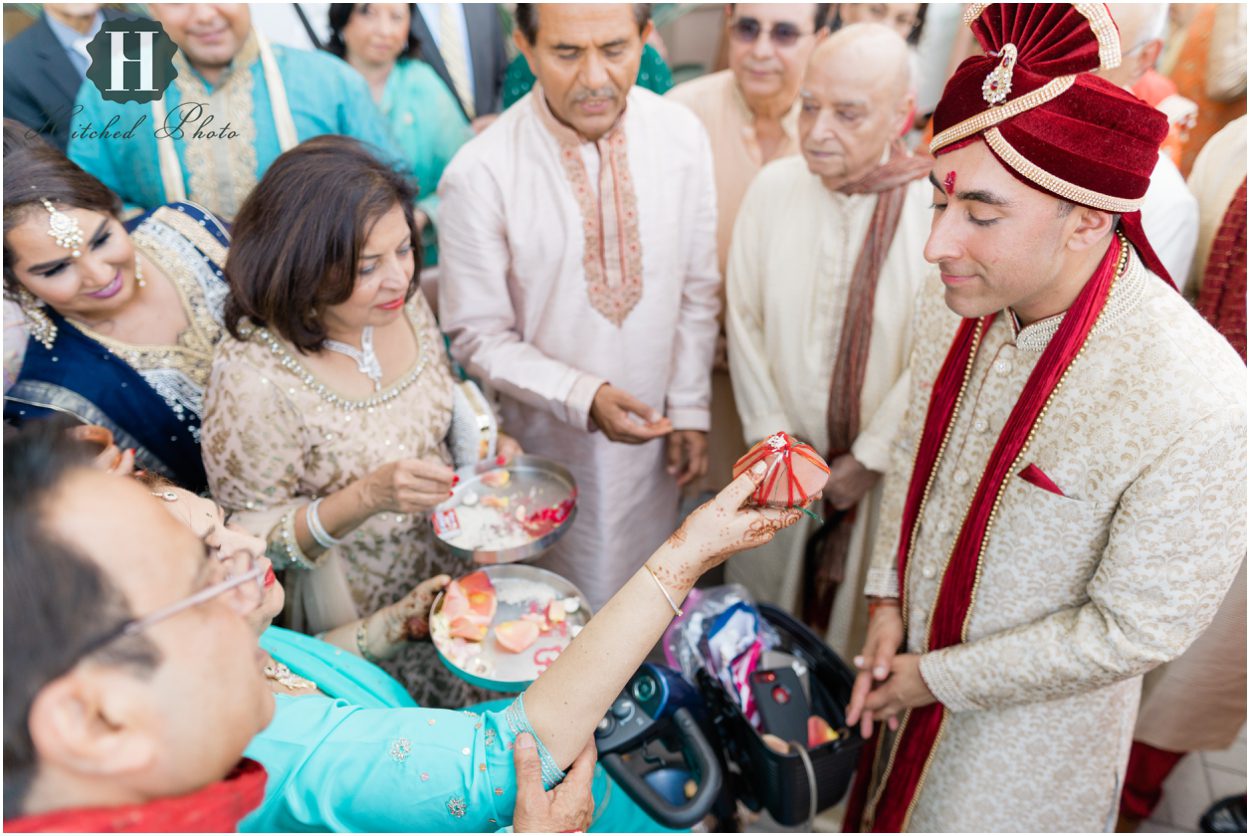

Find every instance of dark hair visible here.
[908,4,928,46]
[224,135,422,352]
[2,140,123,292]
[3,419,160,818]
[728,4,833,31]
[515,3,652,44]
[3,119,50,154]
[831,3,928,46]
[325,4,421,60]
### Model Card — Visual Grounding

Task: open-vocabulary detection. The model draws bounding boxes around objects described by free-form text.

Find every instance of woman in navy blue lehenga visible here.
[4,138,229,491]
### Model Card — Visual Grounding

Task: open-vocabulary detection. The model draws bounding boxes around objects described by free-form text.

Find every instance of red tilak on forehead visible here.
[943,171,956,195]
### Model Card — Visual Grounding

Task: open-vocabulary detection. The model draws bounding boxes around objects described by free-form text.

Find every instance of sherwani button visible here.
[954,469,970,486]
[974,418,989,433]
[922,565,936,579]
[995,358,1013,374]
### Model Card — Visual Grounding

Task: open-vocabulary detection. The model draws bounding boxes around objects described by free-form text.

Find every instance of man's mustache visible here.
[572,86,619,103]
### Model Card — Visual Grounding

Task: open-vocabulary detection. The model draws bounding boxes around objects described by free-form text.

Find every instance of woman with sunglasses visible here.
[150,464,802,833]
[2,126,230,492]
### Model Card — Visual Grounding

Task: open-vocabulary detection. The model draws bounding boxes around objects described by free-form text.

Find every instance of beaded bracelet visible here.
[268,508,315,571]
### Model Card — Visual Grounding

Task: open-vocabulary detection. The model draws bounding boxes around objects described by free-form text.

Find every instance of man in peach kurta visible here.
[438,5,719,608]
[668,5,827,495]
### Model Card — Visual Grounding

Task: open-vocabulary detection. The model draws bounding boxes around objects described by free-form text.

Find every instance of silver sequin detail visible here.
[389,738,412,762]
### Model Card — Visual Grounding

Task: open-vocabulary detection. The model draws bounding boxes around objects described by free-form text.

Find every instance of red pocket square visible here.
[1019,463,1065,497]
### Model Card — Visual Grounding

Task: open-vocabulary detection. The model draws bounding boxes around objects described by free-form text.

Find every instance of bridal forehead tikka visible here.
[40,197,84,258]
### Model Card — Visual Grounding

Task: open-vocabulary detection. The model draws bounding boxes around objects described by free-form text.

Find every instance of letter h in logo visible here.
[86,18,178,104]
[107,30,157,92]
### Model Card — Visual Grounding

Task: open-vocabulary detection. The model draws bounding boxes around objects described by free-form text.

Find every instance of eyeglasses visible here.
[76,549,265,660]
[729,17,813,48]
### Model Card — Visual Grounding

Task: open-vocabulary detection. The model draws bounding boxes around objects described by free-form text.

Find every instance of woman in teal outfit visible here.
[155,472,800,831]
[327,4,472,266]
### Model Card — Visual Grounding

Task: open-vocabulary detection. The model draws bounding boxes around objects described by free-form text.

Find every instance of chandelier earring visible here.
[10,287,57,350]
[135,253,146,289]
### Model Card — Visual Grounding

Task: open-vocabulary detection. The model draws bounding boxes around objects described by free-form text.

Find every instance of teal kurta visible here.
[380,58,472,266]
[243,626,678,833]
[69,40,400,219]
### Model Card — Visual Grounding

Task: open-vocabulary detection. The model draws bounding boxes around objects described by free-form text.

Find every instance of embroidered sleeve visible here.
[924,405,1247,712]
[865,278,949,600]
[202,355,313,561]
[863,383,918,600]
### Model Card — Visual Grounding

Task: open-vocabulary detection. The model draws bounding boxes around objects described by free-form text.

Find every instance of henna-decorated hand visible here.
[654,462,805,587]
[378,574,451,650]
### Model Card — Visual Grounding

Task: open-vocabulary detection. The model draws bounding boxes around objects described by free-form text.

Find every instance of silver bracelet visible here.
[643,563,683,618]
[306,497,344,550]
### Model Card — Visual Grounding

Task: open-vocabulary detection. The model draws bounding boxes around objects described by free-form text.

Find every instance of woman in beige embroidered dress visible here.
[202,137,512,706]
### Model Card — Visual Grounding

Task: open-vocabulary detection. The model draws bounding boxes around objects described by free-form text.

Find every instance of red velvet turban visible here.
[930,4,1173,280]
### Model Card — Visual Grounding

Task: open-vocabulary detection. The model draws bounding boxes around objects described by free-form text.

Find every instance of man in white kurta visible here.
[725,26,930,659]
[438,5,719,608]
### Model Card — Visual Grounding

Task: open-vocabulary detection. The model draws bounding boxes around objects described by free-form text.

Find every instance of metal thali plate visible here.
[430,564,594,692]
[430,454,578,564]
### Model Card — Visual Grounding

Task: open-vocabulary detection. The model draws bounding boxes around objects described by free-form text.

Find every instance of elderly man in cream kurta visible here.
[725,25,930,658]
[438,5,719,608]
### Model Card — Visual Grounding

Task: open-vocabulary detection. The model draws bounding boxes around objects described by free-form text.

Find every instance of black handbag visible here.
[695,603,863,827]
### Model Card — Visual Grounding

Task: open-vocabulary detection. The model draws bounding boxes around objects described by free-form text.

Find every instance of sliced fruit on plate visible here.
[480,469,511,488]
[546,599,566,624]
[440,571,498,643]
[495,619,541,653]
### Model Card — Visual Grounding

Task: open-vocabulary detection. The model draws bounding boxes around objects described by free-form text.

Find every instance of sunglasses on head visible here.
[729,17,812,48]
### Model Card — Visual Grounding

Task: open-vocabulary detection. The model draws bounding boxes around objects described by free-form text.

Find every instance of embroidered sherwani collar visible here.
[170,33,262,219]
[531,86,643,327]
[1011,247,1148,353]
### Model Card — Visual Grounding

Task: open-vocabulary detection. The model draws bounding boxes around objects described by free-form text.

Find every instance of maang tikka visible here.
[40,199,84,258]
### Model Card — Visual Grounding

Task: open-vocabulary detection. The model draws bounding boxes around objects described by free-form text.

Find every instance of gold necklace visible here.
[262,661,317,691]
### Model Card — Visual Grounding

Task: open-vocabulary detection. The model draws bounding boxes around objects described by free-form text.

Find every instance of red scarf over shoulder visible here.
[5,759,266,833]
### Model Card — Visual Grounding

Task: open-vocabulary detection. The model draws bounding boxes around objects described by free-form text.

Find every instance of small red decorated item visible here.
[732,432,830,508]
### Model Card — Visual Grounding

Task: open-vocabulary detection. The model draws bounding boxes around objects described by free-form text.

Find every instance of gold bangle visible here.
[643,563,683,618]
